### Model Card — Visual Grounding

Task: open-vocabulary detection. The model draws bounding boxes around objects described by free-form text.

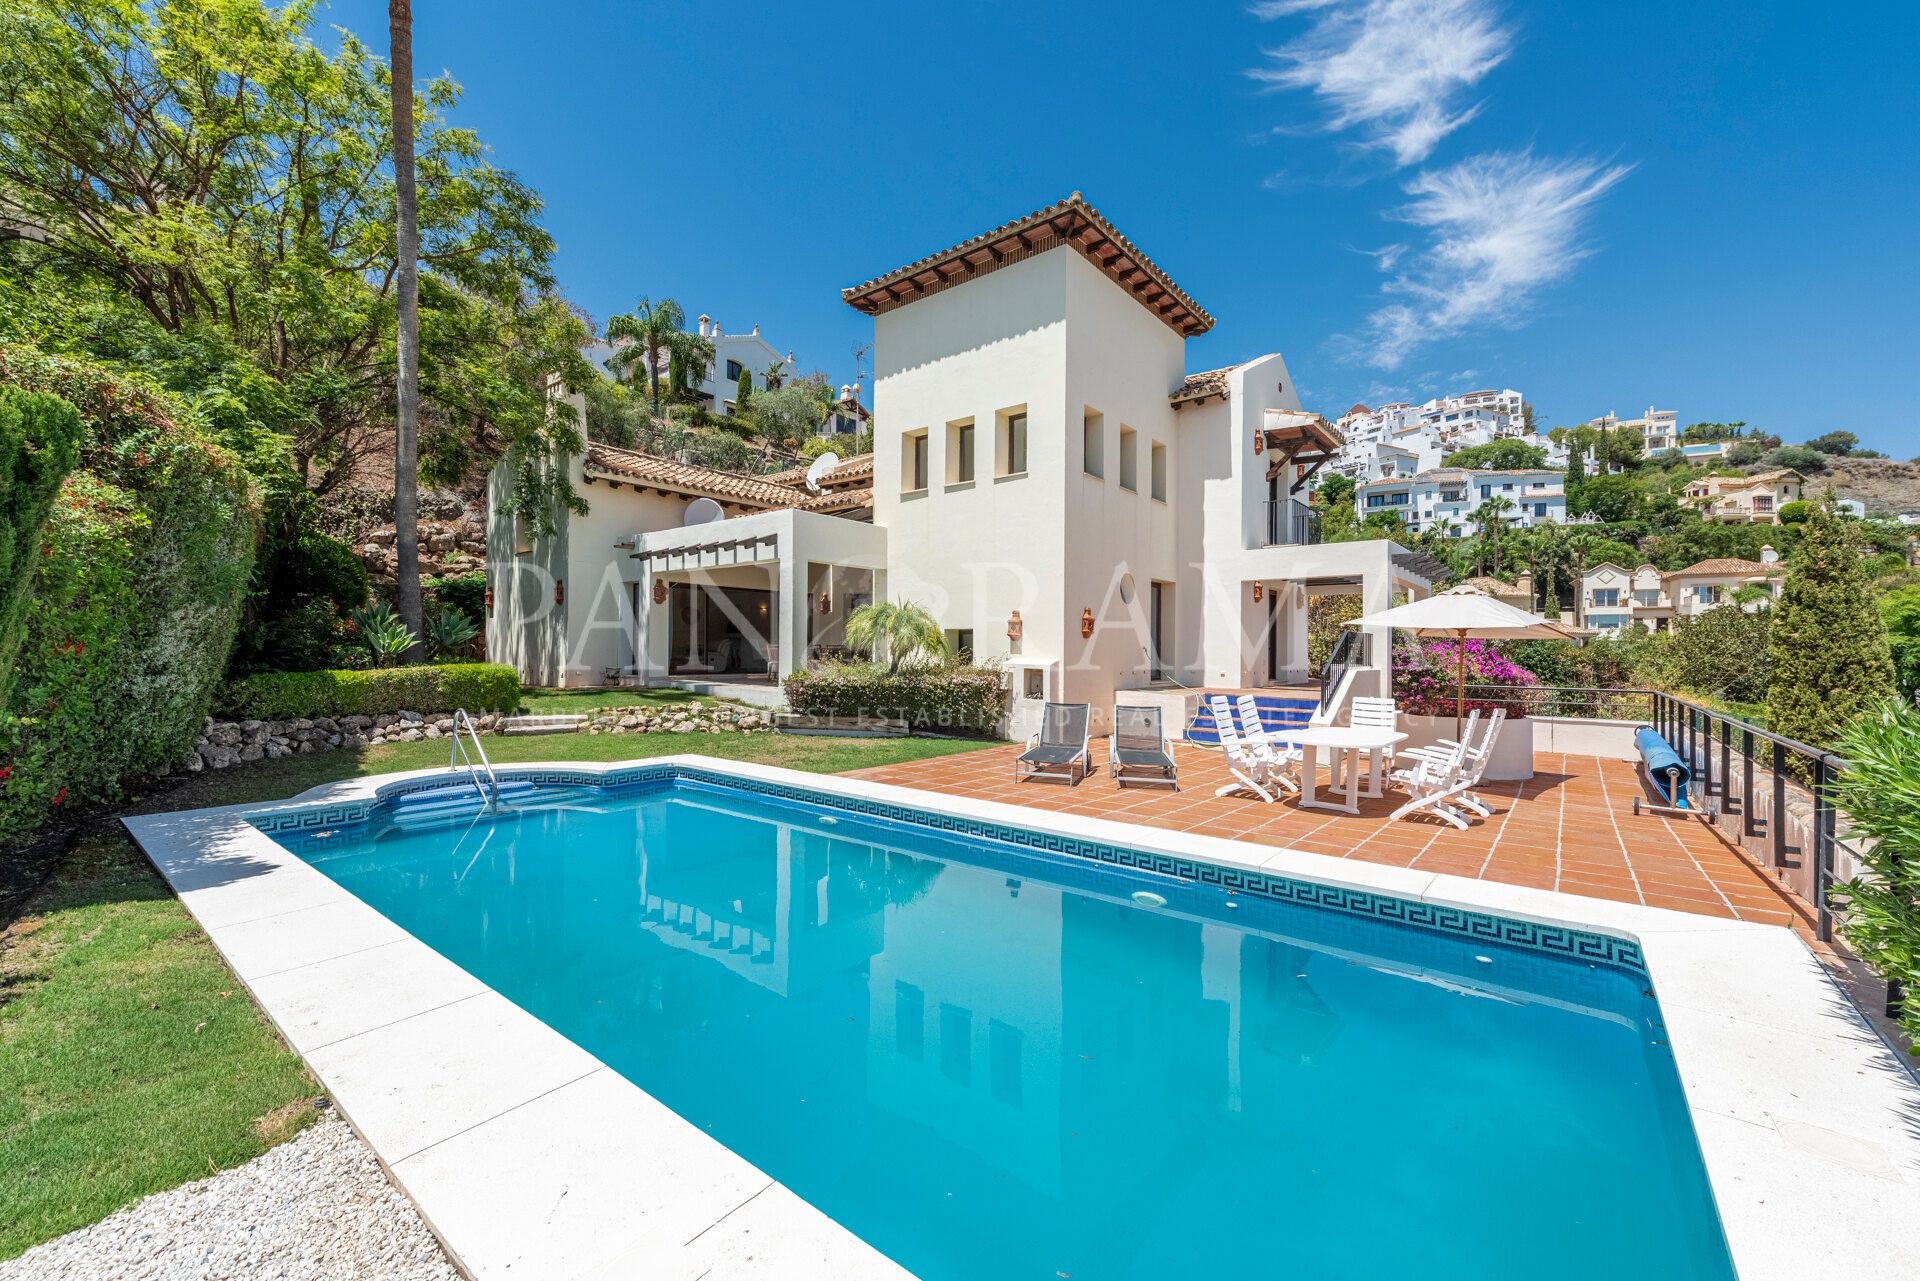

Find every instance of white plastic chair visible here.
[1391,709,1506,827]
[1209,696,1287,802]
[1344,695,1400,788]
[1235,694,1303,792]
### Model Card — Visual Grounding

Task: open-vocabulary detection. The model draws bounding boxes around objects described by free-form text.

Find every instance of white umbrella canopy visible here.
[1348,585,1588,735]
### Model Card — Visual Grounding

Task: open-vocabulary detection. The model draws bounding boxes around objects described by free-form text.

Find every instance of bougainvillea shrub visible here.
[1392,638,1538,719]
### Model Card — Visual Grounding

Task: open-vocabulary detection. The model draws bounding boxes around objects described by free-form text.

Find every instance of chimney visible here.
[1760,544,1778,564]
[840,384,851,401]
[752,323,759,335]
[697,314,711,336]
[713,322,723,337]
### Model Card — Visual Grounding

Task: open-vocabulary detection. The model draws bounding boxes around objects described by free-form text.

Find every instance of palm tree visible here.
[762,359,787,391]
[606,298,689,409]
[1470,495,1517,577]
[388,0,424,662]
[845,601,952,674]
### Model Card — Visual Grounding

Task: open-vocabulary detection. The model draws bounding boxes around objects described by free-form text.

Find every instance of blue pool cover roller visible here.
[1634,727,1691,808]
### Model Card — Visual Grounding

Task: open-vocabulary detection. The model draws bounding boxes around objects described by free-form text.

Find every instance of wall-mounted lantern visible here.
[484,588,494,615]
[1007,610,1023,641]
[1080,607,1095,639]
[554,579,565,606]
[651,579,668,605]
[1253,432,1263,455]
[1252,583,1264,603]
[819,592,832,614]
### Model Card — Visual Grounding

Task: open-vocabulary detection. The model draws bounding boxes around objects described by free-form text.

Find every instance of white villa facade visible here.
[1354,467,1572,535]
[1329,389,1551,479]
[487,194,1439,729]
[1577,551,1784,634]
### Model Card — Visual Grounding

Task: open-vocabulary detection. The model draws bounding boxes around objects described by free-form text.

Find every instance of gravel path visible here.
[1,1114,461,1280]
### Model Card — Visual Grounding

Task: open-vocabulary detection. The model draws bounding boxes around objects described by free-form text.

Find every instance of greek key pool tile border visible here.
[247,763,1644,978]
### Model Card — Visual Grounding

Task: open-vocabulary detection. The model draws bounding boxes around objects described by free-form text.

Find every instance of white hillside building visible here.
[488,194,1439,730]
[1329,388,1553,479]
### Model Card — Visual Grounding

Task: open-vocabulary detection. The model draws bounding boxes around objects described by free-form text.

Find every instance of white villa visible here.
[1683,469,1804,524]
[1576,551,1785,634]
[487,193,1441,730]
[1354,466,1572,535]
[1329,389,1552,479]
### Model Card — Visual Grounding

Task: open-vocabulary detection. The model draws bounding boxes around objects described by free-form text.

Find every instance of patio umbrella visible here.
[1348,585,1588,738]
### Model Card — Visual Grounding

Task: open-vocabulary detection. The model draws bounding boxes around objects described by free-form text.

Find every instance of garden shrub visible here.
[218,662,520,719]
[783,662,1009,732]
[268,532,369,615]
[1776,500,1811,524]
[1664,603,1773,705]
[0,347,259,841]
[1393,639,1537,719]
[426,571,487,627]
[1832,699,1920,1049]
[0,385,83,695]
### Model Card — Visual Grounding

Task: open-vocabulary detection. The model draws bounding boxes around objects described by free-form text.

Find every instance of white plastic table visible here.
[1282,725,1409,815]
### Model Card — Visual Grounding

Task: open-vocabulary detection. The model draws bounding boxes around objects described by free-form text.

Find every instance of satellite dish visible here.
[683,497,724,526]
[804,451,841,494]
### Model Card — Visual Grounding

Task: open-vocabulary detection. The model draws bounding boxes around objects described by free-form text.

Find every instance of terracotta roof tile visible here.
[765,453,875,489]
[1663,558,1780,579]
[583,443,802,509]
[796,486,873,513]
[1169,363,1246,407]
[842,193,1213,337]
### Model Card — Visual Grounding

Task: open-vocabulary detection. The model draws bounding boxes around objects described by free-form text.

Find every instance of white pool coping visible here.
[123,754,1919,1281]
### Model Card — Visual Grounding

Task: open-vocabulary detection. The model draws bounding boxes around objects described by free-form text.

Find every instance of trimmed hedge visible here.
[783,663,1009,732]
[218,662,520,720]
[0,348,259,841]
[0,385,83,696]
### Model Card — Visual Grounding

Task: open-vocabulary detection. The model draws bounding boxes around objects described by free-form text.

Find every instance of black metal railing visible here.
[1263,499,1322,547]
[1320,629,1365,713]
[1457,684,1855,943]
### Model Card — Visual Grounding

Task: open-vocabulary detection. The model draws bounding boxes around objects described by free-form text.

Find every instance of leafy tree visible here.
[1576,473,1644,524]
[1882,585,1920,698]
[1317,473,1356,509]
[846,601,951,674]
[0,0,593,527]
[1806,430,1858,456]
[1666,601,1773,704]
[265,533,370,617]
[0,387,82,694]
[1766,494,1895,746]
[1683,421,1748,443]
[1444,439,1548,470]
[742,380,829,458]
[1831,699,1920,1047]
[1563,442,1586,510]
[1765,445,1826,471]
[1726,439,1765,466]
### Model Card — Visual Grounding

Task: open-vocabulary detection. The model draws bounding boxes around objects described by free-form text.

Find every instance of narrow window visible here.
[954,421,975,483]
[896,982,924,1061]
[1000,412,1028,476]
[1150,441,1167,501]
[1082,410,1104,479]
[1118,426,1138,492]
[940,1003,971,1086]
[903,431,929,492]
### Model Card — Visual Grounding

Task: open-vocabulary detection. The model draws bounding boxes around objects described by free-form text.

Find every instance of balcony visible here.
[1263,498,1322,547]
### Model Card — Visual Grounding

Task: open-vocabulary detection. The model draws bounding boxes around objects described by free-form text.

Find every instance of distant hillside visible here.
[1817,458,1920,514]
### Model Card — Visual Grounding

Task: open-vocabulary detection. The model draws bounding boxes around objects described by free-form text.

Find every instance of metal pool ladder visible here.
[449,709,501,809]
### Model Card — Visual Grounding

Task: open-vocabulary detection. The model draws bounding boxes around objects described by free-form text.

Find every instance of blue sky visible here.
[318,1,1917,452]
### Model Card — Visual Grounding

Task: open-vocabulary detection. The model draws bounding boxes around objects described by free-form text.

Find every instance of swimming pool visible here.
[261,770,1735,1281]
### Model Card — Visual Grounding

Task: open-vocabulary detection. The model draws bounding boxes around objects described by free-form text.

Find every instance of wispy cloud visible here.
[1351,150,1632,368]
[1249,0,1513,167]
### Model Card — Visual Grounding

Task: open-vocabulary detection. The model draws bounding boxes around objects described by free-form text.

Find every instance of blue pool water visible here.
[270,777,1734,1281]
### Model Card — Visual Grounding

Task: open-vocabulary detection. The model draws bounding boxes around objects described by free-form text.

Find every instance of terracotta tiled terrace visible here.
[840,740,1820,937]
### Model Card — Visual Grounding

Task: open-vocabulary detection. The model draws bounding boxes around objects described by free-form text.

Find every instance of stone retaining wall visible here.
[190,711,509,771]
[581,703,770,735]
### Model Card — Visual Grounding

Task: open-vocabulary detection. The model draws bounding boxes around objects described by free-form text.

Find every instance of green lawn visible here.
[0,728,1000,1260]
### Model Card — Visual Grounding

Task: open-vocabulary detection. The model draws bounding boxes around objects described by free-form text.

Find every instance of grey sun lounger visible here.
[1015,702,1092,785]
[1109,703,1178,789]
